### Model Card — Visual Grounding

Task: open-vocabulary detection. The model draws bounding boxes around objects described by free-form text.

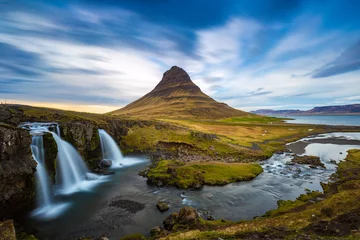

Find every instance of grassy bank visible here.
[152,149,360,239]
[144,160,263,189]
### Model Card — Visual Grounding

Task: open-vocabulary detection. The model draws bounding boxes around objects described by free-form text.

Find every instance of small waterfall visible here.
[98,129,123,167]
[51,132,95,194]
[20,122,103,219]
[56,125,61,137]
[31,135,52,208]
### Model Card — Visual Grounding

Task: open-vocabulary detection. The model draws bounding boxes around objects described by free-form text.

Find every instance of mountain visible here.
[251,104,360,115]
[110,66,248,119]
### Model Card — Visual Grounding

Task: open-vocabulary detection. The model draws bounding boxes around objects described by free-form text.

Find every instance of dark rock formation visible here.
[163,207,199,231]
[99,159,112,168]
[0,125,36,219]
[42,132,57,182]
[61,122,101,168]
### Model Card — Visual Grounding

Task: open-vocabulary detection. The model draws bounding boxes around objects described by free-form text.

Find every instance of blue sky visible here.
[1,0,360,113]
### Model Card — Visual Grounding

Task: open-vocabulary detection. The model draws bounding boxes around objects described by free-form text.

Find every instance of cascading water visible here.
[51,133,96,194]
[20,122,104,219]
[98,129,145,167]
[31,135,52,208]
[98,129,123,166]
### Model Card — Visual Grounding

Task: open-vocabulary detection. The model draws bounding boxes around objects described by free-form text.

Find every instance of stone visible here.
[0,125,37,219]
[177,207,199,225]
[163,212,178,231]
[99,159,112,168]
[150,226,162,236]
[157,201,170,212]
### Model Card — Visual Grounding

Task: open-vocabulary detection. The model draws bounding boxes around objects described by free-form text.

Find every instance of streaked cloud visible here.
[0,0,359,112]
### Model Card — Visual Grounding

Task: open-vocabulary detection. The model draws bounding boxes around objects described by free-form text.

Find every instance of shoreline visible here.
[287,138,360,155]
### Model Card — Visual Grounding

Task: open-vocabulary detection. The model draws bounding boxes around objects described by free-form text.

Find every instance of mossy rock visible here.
[157,201,170,211]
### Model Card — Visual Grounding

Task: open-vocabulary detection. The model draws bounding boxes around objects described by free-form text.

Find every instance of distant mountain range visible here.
[251,104,360,115]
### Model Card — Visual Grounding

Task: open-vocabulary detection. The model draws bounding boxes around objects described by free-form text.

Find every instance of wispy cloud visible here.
[0,1,359,112]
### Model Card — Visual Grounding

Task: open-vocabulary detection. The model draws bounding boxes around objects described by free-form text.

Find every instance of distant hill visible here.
[251,104,360,115]
[110,66,249,119]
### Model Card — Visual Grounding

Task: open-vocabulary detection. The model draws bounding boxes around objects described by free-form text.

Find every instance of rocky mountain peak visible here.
[154,66,195,90]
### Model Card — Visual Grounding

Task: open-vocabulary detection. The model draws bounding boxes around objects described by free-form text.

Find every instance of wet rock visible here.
[99,159,112,168]
[163,212,179,230]
[330,159,337,164]
[0,125,36,218]
[94,168,115,175]
[157,201,170,212]
[177,207,199,225]
[292,155,325,168]
[150,226,162,236]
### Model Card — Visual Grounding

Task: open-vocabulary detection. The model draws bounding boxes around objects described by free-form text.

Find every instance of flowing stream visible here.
[21,129,360,239]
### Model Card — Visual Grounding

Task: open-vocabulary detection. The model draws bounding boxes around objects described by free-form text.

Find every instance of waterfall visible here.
[31,135,52,208]
[20,122,103,219]
[98,129,123,167]
[51,132,98,194]
[56,125,61,137]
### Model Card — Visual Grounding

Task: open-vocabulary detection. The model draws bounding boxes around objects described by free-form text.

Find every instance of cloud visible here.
[196,18,262,64]
[312,40,360,78]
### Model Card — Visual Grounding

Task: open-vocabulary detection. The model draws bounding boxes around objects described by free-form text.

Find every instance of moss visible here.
[0,220,16,240]
[16,232,38,240]
[219,116,287,124]
[120,233,146,240]
[154,149,360,240]
[146,160,263,189]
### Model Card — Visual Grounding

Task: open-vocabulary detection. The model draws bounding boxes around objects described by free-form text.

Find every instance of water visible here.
[98,129,143,168]
[26,132,360,239]
[20,122,105,220]
[31,136,52,208]
[283,115,360,126]
[51,132,100,194]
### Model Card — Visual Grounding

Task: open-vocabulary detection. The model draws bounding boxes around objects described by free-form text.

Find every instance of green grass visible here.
[146,160,263,188]
[154,149,360,239]
[219,115,288,124]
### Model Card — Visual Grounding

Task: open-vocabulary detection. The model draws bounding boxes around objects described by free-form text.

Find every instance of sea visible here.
[279,115,360,126]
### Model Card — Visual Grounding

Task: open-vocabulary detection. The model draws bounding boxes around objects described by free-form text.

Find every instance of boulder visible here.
[150,226,162,236]
[99,159,112,168]
[163,212,179,231]
[163,207,199,231]
[157,201,169,212]
[177,207,199,225]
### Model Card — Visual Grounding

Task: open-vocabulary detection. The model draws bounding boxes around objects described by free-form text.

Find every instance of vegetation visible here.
[151,149,360,239]
[120,234,146,240]
[145,160,263,188]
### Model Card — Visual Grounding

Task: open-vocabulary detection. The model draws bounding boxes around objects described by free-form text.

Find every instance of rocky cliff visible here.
[0,124,36,219]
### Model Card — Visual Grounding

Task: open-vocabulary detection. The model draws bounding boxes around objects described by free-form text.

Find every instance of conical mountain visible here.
[110,66,248,119]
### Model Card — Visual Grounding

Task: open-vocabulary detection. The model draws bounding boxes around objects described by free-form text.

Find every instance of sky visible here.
[1,0,360,113]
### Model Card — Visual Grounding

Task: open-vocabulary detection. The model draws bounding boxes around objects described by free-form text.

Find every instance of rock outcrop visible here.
[0,124,36,219]
[61,122,102,168]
